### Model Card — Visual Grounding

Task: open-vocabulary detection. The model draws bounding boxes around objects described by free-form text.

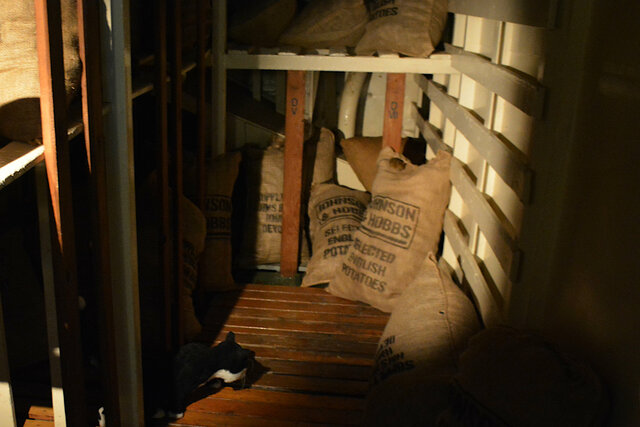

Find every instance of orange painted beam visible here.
[382,73,406,152]
[34,0,86,424]
[281,70,306,277]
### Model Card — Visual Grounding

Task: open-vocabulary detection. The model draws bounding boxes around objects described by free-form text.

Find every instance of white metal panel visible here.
[448,0,558,28]
[502,23,546,80]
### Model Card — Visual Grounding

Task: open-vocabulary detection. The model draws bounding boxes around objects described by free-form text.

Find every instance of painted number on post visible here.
[291,97,298,115]
[389,101,398,119]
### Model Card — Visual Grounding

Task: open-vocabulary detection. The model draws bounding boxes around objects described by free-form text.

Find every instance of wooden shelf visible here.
[224,48,455,74]
[0,107,85,191]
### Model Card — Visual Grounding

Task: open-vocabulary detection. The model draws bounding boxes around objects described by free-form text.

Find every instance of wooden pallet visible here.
[26,284,388,426]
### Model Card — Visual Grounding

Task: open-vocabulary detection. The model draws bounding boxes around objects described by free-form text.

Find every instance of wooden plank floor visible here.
[26,284,388,426]
[176,284,388,426]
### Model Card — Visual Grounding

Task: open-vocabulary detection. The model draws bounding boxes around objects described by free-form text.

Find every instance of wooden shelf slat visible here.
[208,388,364,411]
[418,75,531,202]
[443,210,504,327]
[0,143,44,190]
[187,395,363,424]
[445,44,545,118]
[204,315,384,339]
[450,158,522,280]
[224,51,455,74]
[210,306,388,326]
[206,325,381,345]
[252,373,368,397]
[213,331,378,358]
[210,296,386,317]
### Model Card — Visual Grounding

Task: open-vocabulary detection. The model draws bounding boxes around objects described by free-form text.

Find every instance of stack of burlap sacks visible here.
[228,0,449,59]
[301,135,480,425]
[301,135,607,426]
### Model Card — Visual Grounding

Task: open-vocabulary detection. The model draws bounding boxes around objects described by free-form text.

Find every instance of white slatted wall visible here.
[421,6,549,326]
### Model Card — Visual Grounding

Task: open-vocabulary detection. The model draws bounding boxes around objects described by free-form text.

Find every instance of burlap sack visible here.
[0,0,81,142]
[199,152,242,292]
[312,128,337,185]
[228,0,297,47]
[302,183,370,287]
[341,136,385,192]
[136,175,208,343]
[238,129,335,268]
[438,327,609,427]
[356,0,448,58]
[327,147,451,312]
[341,136,423,192]
[363,255,481,426]
[181,197,207,341]
[279,0,368,49]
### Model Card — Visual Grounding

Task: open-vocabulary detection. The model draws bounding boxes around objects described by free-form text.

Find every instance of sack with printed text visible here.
[279,0,368,49]
[362,255,481,426]
[137,173,208,343]
[237,129,335,268]
[199,152,242,292]
[356,0,448,58]
[302,183,370,287]
[327,147,451,312]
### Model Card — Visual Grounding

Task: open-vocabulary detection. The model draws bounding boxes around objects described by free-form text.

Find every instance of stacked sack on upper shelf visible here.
[228,0,449,58]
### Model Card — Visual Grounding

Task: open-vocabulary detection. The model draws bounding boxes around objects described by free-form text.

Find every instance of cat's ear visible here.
[225,331,236,342]
[243,349,255,359]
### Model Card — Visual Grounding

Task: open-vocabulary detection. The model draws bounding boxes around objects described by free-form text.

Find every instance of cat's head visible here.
[209,332,255,383]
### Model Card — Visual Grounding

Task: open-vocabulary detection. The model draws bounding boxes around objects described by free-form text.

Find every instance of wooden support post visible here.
[77,0,120,423]
[169,0,184,347]
[99,0,144,422]
[0,290,17,426]
[196,0,207,210]
[34,0,86,424]
[382,73,406,152]
[36,164,67,426]
[212,0,227,155]
[155,0,172,352]
[281,70,305,277]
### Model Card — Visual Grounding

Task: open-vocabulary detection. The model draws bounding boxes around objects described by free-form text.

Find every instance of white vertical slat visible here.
[212,0,227,155]
[35,163,65,426]
[0,286,16,427]
[100,0,144,423]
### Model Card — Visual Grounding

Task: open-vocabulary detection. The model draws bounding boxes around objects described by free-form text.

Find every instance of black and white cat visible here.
[153,332,255,419]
